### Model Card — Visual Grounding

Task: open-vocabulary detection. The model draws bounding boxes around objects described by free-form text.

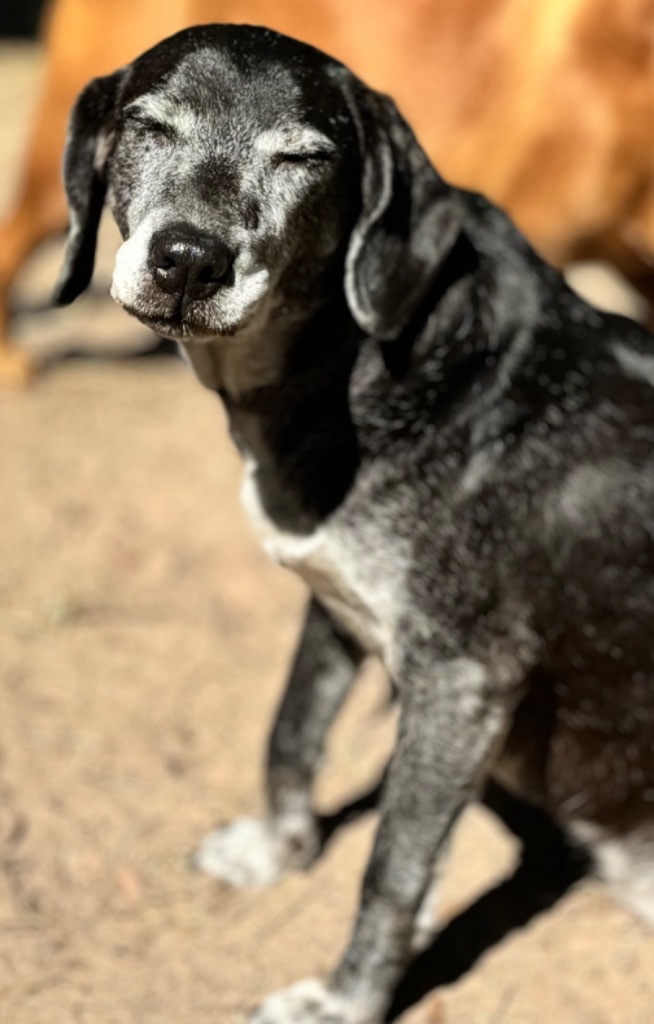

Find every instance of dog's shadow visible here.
[317,779,590,1021]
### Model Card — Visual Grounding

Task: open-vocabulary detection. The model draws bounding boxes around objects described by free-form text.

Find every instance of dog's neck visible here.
[212,294,362,531]
[180,257,349,398]
[181,237,541,532]
[180,294,298,397]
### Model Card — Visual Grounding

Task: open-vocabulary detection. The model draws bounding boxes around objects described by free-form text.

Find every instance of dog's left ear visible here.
[343,83,463,341]
[53,69,125,305]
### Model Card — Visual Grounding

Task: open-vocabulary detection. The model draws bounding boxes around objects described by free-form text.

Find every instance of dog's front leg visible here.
[251,653,512,1024]
[194,598,364,887]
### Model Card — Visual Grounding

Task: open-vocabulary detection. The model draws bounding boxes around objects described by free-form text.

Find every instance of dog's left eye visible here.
[273,151,333,168]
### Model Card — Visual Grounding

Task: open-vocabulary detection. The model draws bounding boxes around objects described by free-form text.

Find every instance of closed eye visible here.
[273,151,335,167]
[123,111,176,138]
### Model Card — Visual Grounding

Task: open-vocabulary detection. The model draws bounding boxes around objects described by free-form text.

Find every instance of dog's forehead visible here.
[123,37,346,142]
[163,47,301,116]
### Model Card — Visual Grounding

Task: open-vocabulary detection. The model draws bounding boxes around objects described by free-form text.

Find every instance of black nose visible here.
[149,225,234,301]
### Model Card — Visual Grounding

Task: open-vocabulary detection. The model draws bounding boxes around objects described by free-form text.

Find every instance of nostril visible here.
[198,263,221,285]
[150,234,179,272]
[186,245,234,299]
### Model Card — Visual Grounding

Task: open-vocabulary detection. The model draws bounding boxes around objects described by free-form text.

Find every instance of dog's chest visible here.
[240,464,404,657]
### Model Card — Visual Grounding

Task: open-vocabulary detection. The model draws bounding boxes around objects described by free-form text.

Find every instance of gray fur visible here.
[56,25,654,1024]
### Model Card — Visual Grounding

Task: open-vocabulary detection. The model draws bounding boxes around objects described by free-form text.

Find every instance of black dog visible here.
[55,24,654,1024]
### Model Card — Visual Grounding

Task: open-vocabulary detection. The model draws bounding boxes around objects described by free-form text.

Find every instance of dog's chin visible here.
[125,308,239,340]
[115,298,263,342]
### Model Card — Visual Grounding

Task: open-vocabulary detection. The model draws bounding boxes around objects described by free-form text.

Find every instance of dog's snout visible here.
[149,226,234,301]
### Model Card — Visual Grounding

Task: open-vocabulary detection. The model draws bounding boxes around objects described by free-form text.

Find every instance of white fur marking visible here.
[612,343,654,387]
[193,817,292,888]
[255,126,335,156]
[110,209,163,309]
[250,978,368,1024]
[571,821,654,927]
[125,95,200,137]
[241,461,409,658]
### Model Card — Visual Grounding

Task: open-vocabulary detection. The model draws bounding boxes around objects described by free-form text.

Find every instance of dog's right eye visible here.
[123,113,174,139]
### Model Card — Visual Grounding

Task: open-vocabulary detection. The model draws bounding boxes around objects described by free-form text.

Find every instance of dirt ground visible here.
[1,41,653,1024]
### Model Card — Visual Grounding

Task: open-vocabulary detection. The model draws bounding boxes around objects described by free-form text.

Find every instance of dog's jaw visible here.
[178,294,297,395]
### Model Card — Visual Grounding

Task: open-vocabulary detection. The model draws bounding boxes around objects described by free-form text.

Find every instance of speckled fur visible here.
[56,25,654,1024]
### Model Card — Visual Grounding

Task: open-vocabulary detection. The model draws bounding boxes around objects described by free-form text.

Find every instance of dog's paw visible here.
[192,816,318,888]
[250,979,374,1024]
[192,817,289,886]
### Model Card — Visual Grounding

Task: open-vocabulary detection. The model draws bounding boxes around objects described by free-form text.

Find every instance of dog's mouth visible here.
[119,305,243,339]
[111,259,271,341]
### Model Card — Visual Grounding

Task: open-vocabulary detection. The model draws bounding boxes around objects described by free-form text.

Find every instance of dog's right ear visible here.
[53,69,125,306]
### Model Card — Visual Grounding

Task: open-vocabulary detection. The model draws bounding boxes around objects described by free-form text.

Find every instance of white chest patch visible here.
[240,462,406,658]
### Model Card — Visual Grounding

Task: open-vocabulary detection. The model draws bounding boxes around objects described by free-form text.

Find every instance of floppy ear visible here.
[53,69,124,306]
[343,84,463,341]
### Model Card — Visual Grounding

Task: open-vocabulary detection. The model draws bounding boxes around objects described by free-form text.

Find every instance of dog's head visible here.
[55,24,462,346]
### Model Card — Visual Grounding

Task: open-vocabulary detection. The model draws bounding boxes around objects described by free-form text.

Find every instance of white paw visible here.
[250,979,373,1024]
[192,817,292,887]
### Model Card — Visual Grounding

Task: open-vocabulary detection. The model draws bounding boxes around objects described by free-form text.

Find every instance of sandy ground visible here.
[1,41,653,1024]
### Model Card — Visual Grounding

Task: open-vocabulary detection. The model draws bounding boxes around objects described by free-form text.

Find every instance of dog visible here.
[54,25,654,1024]
[1,0,652,385]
